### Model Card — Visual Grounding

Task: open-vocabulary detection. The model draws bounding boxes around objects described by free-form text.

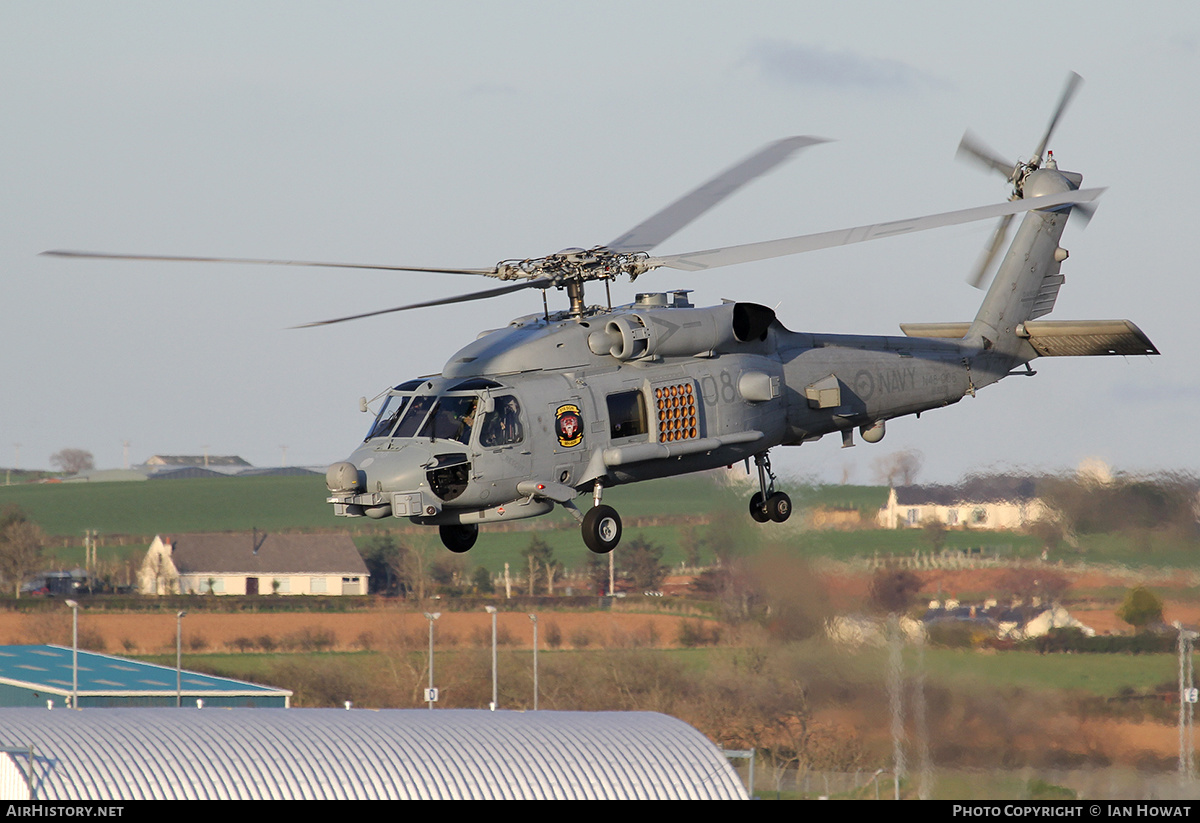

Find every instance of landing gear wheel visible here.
[439,524,478,553]
[749,492,770,523]
[582,505,622,554]
[766,492,792,523]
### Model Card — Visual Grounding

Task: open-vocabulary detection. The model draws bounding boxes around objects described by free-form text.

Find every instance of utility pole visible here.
[1177,622,1196,784]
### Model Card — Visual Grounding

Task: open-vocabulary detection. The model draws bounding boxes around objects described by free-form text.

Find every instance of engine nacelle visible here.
[588,303,774,361]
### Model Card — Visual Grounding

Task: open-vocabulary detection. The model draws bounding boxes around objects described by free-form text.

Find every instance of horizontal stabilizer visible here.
[901,319,1159,356]
[899,322,971,339]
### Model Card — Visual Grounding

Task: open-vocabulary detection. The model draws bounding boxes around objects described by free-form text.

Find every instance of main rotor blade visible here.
[1031,71,1082,164]
[956,130,1015,180]
[967,213,1013,289]
[293,279,552,328]
[41,250,498,277]
[647,187,1104,272]
[605,136,829,254]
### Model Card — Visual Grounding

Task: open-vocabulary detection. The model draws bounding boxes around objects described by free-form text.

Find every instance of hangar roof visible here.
[0,708,746,800]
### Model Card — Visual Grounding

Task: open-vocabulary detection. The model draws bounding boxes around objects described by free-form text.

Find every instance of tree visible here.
[585,553,610,595]
[50,448,94,475]
[621,537,668,591]
[521,536,557,595]
[872,449,924,486]
[921,517,948,552]
[471,566,495,594]
[868,568,922,615]
[0,507,46,598]
[1117,586,1163,631]
[361,534,405,595]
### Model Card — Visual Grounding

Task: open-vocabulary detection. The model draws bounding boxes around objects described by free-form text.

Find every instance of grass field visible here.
[137,643,1184,703]
[0,472,1050,559]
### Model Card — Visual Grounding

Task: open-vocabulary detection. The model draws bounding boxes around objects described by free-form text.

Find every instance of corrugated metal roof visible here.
[0,646,289,703]
[0,708,746,800]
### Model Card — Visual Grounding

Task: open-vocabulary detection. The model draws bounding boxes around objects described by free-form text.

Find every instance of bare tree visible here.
[872,449,924,486]
[0,509,46,598]
[50,448,94,475]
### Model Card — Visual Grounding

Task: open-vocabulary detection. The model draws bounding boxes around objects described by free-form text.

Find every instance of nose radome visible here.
[326,461,361,493]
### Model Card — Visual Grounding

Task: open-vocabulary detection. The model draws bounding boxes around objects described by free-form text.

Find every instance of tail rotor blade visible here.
[957,130,1015,181]
[1031,71,1083,165]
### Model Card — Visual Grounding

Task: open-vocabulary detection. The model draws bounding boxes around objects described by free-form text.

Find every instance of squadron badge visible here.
[555,404,584,448]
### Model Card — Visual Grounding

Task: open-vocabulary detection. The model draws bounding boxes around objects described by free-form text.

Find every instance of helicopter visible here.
[47,74,1156,554]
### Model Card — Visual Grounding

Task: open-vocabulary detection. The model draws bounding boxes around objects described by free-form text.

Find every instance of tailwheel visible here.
[766,492,792,523]
[439,523,478,553]
[749,492,770,523]
[582,504,622,554]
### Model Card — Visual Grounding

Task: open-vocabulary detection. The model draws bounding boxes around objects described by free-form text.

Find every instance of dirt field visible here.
[0,607,704,654]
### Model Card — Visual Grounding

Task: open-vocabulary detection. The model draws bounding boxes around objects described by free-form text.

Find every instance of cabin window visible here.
[479,395,524,447]
[607,390,648,439]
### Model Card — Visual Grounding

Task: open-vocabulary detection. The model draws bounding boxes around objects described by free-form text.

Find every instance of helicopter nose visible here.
[327,445,443,520]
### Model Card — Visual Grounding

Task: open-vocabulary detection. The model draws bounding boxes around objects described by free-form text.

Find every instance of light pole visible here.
[485,606,498,709]
[528,613,539,711]
[64,600,79,709]
[176,611,187,707]
[424,612,441,709]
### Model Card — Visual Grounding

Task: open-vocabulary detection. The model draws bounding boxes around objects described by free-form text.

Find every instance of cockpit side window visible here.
[365,394,411,441]
[418,396,478,445]
[479,395,524,447]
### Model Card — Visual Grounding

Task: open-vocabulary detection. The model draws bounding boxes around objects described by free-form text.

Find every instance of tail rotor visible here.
[957,72,1084,289]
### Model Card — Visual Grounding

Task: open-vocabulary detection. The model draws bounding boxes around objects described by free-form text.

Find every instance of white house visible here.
[139,532,368,596]
[877,476,1053,530]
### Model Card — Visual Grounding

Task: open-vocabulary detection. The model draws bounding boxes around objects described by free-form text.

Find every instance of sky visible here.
[2,1,1197,484]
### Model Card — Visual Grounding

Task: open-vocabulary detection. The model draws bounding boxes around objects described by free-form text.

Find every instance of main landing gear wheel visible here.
[582,505,622,554]
[766,491,792,523]
[749,492,770,523]
[439,523,478,553]
[748,451,791,524]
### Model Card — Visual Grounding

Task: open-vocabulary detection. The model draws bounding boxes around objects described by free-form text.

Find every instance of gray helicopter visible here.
[47,74,1155,554]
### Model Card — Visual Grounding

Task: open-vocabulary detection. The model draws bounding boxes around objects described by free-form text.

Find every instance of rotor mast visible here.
[495,247,652,319]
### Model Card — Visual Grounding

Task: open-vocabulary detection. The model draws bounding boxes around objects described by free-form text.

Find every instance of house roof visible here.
[892,475,1041,506]
[165,532,368,576]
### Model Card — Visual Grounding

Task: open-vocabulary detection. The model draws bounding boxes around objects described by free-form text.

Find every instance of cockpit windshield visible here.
[365,394,411,441]
[393,395,437,439]
[366,390,482,446]
[418,396,478,444]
